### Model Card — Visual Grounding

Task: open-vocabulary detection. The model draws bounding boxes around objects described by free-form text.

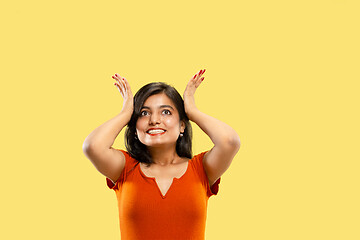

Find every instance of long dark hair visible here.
[125,82,192,165]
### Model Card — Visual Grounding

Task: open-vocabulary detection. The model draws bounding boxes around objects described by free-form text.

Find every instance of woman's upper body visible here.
[106,149,220,240]
[82,69,241,239]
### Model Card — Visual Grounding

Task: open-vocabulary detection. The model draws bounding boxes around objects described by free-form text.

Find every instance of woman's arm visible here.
[82,73,133,182]
[184,69,241,186]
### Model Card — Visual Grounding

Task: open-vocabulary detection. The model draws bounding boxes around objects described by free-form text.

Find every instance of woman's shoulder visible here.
[191,150,209,161]
[190,150,220,197]
[113,149,139,166]
[106,149,139,190]
[189,150,210,168]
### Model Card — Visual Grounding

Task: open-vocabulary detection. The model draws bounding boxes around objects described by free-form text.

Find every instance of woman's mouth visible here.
[146,129,166,136]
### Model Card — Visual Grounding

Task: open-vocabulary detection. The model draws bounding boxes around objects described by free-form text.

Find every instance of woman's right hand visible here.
[112,73,134,114]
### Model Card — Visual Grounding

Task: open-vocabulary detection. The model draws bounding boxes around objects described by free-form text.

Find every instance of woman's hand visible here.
[112,73,134,114]
[183,69,206,119]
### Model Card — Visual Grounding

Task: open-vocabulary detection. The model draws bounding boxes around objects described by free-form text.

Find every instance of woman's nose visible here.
[149,113,161,125]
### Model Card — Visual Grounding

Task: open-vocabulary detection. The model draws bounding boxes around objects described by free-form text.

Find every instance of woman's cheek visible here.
[164,115,177,123]
[135,118,146,134]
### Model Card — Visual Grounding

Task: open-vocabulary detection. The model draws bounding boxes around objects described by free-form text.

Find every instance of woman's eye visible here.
[140,111,149,116]
[162,109,171,115]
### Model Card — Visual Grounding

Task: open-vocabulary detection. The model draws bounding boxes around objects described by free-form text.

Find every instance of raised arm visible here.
[82,73,133,183]
[183,69,241,186]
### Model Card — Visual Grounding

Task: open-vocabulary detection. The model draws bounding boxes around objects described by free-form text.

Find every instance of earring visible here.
[180,132,184,137]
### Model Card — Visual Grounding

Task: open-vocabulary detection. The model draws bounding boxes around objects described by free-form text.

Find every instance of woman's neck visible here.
[148,145,181,166]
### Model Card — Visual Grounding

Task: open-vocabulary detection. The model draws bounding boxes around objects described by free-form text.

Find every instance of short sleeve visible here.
[106,149,137,191]
[193,151,221,198]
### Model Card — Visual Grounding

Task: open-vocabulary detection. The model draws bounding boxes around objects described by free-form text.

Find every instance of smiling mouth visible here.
[147,129,166,136]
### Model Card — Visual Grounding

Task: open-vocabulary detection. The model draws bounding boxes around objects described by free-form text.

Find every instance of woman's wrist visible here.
[185,107,200,121]
[120,107,133,119]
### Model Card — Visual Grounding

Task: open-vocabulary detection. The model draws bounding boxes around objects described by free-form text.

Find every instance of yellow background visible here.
[1,0,359,239]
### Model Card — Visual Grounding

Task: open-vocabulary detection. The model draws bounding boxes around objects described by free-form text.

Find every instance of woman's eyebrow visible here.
[141,105,174,110]
[160,105,174,110]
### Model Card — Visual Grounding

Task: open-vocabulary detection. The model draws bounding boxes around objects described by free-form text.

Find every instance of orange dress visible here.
[106,149,221,240]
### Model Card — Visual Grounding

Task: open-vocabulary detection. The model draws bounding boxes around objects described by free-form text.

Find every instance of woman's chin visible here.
[143,141,177,149]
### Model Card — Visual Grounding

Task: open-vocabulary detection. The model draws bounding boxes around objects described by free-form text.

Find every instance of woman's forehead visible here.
[142,93,175,108]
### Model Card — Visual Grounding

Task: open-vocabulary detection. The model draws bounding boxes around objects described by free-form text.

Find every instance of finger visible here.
[113,75,126,92]
[114,82,125,96]
[198,69,206,76]
[194,72,200,80]
[191,73,197,81]
[122,77,132,95]
[193,69,205,81]
[194,72,203,84]
[114,74,126,90]
[119,78,126,92]
[112,74,122,84]
[112,76,122,90]
[188,76,197,88]
[121,77,128,89]
[195,77,204,88]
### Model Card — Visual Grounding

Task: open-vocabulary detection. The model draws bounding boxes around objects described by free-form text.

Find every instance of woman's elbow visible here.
[221,134,241,152]
[230,135,241,151]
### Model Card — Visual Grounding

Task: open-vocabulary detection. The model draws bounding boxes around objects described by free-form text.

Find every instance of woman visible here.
[82,69,241,240]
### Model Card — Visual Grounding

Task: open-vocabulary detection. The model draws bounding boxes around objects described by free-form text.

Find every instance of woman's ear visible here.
[180,121,186,133]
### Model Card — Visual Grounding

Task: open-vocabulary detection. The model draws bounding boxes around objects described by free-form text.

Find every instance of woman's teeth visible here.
[148,129,165,134]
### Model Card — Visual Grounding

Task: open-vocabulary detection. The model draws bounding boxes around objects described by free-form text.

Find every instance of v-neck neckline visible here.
[138,159,191,198]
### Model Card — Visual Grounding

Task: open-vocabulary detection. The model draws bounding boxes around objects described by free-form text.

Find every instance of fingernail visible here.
[115,73,118,77]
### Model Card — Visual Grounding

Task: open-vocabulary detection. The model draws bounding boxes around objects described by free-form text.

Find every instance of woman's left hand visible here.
[183,69,206,118]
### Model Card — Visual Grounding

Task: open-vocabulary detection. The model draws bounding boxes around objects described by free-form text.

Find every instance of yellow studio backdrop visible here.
[1,0,359,239]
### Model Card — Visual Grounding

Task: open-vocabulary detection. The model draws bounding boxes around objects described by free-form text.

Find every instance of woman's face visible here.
[136,93,185,148]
